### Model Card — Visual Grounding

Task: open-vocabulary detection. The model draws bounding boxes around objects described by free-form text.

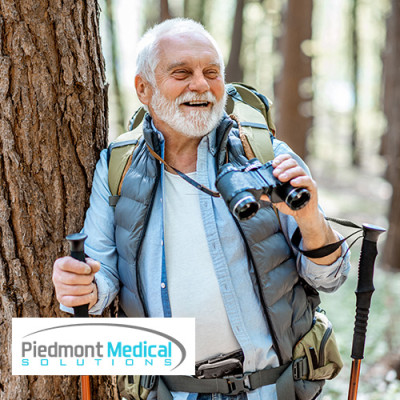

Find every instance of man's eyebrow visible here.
[166,61,221,72]
[167,62,187,72]
[206,62,221,69]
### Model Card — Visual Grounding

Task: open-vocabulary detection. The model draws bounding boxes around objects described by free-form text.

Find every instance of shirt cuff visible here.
[297,233,351,293]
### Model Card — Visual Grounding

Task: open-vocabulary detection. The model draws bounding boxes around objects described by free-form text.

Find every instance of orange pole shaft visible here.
[81,375,91,400]
[348,359,361,400]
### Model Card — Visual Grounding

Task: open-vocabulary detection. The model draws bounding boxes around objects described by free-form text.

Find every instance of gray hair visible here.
[135,18,225,86]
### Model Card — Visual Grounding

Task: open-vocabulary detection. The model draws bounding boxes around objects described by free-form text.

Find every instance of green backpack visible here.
[107,83,276,206]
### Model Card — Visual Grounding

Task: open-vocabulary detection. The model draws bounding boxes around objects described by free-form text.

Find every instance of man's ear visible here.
[135,75,152,106]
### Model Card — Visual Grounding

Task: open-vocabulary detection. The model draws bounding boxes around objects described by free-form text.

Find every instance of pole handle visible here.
[351,224,385,360]
[66,233,89,318]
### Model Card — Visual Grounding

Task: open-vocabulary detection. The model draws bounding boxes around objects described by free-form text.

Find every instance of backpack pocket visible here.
[293,311,343,381]
[117,375,152,400]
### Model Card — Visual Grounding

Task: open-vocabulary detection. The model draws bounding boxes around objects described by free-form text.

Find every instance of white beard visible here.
[150,88,226,138]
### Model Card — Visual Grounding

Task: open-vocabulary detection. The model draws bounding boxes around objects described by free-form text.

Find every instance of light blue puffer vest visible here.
[112,114,320,369]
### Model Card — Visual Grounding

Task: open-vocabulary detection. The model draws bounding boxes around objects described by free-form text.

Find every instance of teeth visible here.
[185,101,209,106]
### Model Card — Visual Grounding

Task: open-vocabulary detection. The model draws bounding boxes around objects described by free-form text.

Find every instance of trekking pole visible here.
[348,223,385,400]
[66,233,92,400]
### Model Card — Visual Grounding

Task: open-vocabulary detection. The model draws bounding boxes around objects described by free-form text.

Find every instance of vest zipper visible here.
[318,321,332,367]
[135,162,161,318]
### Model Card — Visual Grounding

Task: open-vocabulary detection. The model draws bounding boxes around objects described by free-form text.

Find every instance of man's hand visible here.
[268,153,319,219]
[52,257,100,310]
[262,153,341,265]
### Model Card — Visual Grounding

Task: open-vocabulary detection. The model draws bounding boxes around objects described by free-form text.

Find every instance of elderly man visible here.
[53,18,350,400]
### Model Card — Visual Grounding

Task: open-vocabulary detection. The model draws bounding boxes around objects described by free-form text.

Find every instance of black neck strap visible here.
[146,143,221,198]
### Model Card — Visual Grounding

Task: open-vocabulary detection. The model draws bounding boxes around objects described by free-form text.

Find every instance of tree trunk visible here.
[274,0,313,160]
[0,0,116,398]
[381,0,400,271]
[160,0,172,22]
[105,0,126,134]
[226,0,245,83]
[350,0,360,166]
[183,0,208,26]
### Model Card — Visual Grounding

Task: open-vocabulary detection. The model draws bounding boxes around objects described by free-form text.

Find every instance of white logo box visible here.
[12,318,195,376]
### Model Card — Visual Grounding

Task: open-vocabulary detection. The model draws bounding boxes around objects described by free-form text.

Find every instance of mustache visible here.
[176,91,217,105]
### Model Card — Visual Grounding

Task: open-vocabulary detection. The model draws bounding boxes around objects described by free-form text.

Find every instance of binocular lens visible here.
[231,192,260,220]
[285,188,311,211]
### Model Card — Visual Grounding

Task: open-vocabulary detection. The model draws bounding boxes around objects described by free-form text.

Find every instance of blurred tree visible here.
[0,0,117,398]
[382,0,400,271]
[226,0,245,83]
[274,0,313,159]
[184,0,208,25]
[105,0,126,134]
[350,0,360,166]
[143,0,159,31]
[161,0,172,21]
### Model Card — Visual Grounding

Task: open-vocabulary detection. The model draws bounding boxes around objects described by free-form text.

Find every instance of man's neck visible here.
[152,117,203,174]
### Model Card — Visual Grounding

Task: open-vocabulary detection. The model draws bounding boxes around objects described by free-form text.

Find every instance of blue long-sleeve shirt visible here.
[71,128,350,400]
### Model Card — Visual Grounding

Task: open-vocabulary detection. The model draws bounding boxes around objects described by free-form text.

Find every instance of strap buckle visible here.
[140,375,157,390]
[226,373,251,395]
[293,357,308,380]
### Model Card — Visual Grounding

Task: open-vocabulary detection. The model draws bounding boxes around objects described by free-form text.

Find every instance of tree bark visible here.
[160,0,172,22]
[274,0,313,159]
[226,0,245,83]
[381,0,400,271]
[0,0,114,398]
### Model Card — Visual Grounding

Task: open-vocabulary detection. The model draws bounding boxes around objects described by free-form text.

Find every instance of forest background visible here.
[0,0,399,399]
[101,1,399,397]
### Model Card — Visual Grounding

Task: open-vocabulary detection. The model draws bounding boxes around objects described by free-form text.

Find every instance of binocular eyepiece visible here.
[216,159,311,221]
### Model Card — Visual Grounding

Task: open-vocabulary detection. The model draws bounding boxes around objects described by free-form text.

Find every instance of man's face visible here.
[146,32,226,138]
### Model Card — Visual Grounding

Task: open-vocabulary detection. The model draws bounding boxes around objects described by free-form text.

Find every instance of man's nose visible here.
[188,71,210,93]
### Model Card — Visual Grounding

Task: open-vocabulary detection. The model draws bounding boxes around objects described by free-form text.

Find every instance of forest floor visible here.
[308,157,400,400]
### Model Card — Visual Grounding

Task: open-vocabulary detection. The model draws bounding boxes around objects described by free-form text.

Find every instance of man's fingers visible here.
[272,154,308,183]
[274,166,305,183]
[272,153,292,167]
[58,291,97,309]
[86,258,101,273]
[55,256,92,275]
[57,282,96,296]
[56,270,95,286]
[53,256,100,310]
[290,175,315,188]
[53,256,100,288]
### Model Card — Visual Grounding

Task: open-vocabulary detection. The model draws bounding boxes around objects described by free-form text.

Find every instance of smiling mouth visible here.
[182,101,211,107]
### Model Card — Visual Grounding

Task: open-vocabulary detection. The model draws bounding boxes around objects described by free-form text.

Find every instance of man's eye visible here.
[173,70,189,78]
[206,70,219,78]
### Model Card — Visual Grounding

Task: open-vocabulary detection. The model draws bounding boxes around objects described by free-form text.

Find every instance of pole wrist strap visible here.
[291,217,363,259]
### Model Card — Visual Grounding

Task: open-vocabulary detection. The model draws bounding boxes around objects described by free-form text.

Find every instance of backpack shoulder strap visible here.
[107,107,145,206]
[225,83,275,164]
